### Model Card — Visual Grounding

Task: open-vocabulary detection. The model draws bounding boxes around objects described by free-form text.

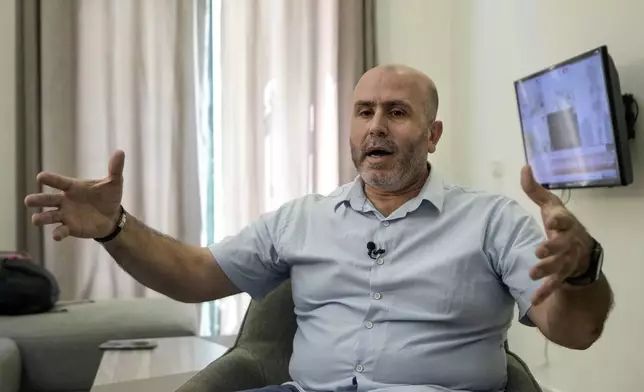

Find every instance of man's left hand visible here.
[520,165,594,306]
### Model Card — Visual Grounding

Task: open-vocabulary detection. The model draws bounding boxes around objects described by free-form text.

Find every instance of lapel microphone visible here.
[367,241,386,260]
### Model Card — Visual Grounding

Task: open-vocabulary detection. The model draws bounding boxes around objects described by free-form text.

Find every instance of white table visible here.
[91,336,228,392]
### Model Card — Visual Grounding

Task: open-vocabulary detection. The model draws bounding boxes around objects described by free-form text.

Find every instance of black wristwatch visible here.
[565,238,604,286]
[94,206,127,243]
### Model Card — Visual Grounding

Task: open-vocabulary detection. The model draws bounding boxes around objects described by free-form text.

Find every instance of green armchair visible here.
[178,281,543,392]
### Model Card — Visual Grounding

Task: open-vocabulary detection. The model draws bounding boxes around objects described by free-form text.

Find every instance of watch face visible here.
[565,240,603,286]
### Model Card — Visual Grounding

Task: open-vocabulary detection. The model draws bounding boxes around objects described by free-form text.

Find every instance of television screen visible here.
[514,46,630,189]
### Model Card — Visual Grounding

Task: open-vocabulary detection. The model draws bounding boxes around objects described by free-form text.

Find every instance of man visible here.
[25,64,613,392]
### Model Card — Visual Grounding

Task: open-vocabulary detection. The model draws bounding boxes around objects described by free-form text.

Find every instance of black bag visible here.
[0,252,60,315]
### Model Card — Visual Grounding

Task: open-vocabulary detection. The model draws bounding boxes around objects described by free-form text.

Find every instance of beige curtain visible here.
[338,0,377,184]
[15,0,44,263]
[206,0,377,335]
[38,0,207,300]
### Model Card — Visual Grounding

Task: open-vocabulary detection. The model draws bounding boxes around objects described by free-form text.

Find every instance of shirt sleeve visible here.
[208,209,290,300]
[486,198,546,327]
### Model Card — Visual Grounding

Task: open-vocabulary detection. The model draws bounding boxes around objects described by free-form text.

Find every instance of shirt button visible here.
[373,292,382,300]
[365,321,373,329]
[376,258,384,265]
[356,365,364,373]
[383,221,390,227]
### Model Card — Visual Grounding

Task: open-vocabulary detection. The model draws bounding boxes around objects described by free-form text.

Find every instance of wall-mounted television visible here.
[514,45,635,189]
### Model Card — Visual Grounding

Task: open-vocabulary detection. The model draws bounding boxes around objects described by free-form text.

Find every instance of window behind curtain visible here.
[198,0,373,336]
[197,0,219,337]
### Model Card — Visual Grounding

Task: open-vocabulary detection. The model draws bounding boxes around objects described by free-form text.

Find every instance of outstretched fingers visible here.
[108,150,126,178]
[24,192,63,208]
[37,172,75,192]
[520,165,560,208]
[31,210,63,226]
[52,225,71,241]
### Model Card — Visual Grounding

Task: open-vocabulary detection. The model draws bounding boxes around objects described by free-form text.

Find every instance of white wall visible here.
[377,1,644,391]
[375,0,455,180]
[0,0,17,251]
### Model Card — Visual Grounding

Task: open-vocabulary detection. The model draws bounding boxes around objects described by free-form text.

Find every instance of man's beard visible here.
[350,138,427,191]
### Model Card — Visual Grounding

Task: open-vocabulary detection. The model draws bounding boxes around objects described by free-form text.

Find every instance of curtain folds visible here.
[16,0,44,264]
[205,0,377,336]
[20,1,377,337]
[38,0,207,301]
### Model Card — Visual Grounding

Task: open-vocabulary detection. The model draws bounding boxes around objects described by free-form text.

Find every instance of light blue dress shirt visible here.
[210,168,545,392]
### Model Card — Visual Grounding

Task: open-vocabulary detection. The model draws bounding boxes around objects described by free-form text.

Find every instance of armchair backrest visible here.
[232,280,297,385]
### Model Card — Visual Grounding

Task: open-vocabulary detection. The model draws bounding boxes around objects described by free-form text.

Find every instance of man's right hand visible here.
[24,150,126,241]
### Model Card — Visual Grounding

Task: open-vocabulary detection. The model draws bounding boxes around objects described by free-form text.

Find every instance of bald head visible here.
[356,64,439,124]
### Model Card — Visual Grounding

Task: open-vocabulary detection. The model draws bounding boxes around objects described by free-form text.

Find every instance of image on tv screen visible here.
[515,51,621,188]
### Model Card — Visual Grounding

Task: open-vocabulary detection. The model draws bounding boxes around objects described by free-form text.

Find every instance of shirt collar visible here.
[332,164,445,214]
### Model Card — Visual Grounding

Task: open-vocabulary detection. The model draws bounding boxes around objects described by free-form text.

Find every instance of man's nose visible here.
[368,110,388,136]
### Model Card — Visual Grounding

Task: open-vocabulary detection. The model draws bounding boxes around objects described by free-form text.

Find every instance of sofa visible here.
[0,298,198,392]
[177,280,543,392]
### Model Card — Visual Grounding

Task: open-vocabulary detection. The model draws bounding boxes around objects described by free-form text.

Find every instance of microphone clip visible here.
[367,241,386,260]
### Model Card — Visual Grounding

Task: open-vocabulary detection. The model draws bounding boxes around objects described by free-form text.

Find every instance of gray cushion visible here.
[0,338,21,392]
[0,298,198,392]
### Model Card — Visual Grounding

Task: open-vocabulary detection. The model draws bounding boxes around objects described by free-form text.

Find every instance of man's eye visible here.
[390,109,405,117]
[358,109,373,117]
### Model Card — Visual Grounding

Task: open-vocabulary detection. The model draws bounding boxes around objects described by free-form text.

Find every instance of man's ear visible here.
[427,120,443,154]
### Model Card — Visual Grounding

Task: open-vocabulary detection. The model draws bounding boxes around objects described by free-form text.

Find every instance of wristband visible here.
[94,206,127,243]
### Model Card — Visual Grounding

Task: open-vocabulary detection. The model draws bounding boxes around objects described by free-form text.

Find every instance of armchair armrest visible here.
[506,350,543,392]
[177,347,265,392]
[0,338,21,392]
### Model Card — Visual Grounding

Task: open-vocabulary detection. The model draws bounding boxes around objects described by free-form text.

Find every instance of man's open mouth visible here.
[365,147,394,158]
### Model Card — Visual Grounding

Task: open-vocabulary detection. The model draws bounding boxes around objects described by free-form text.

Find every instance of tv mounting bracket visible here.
[623,93,639,140]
